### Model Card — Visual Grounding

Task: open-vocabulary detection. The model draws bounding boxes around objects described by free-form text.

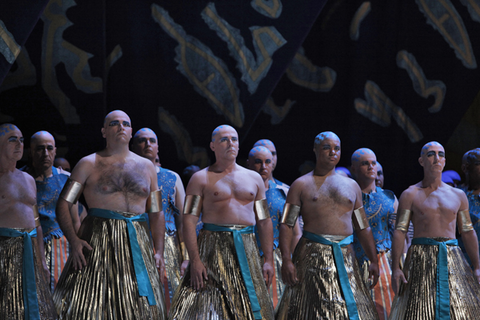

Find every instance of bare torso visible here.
[194,164,263,225]
[0,169,37,228]
[292,171,360,236]
[74,151,155,214]
[407,182,463,239]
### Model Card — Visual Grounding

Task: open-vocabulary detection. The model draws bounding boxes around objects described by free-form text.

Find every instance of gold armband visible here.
[33,204,40,228]
[180,242,189,261]
[280,203,300,227]
[458,210,474,234]
[59,178,83,204]
[146,190,162,213]
[254,198,270,220]
[183,195,202,216]
[353,206,369,230]
[395,209,412,232]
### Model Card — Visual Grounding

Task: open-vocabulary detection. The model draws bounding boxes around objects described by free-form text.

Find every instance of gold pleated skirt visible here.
[52,213,167,320]
[44,235,69,292]
[0,230,58,320]
[168,229,274,320]
[389,238,480,320]
[270,247,285,308]
[275,236,379,320]
[163,232,182,310]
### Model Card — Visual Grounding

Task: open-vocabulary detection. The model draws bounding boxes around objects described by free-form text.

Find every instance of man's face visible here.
[466,152,480,181]
[353,153,377,182]
[248,149,273,182]
[132,130,158,162]
[210,126,239,160]
[262,145,277,171]
[314,137,341,167]
[375,163,384,188]
[102,111,132,143]
[0,125,24,162]
[31,133,56,171]
[420,143,446,173]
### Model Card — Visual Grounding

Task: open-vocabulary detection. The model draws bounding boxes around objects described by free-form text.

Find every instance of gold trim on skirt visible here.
[53,213,167,319]
[0,230,57,319]
[389,238,480,319]
[275,236,378,320]
[168,228,274,320]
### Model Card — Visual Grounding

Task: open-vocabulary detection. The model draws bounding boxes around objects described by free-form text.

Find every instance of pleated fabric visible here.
[361,251,394,320]
[53,211,167,320]
[389,237,480,320]
[275,235,379,320]
[0,229,58,320]
[270,247,285,308]
[163,232,182,312]
[168,228,274,320]
[44,235,69,292]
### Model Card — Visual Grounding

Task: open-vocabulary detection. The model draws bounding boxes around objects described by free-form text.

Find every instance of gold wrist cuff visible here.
[180,242,189,261]
[33,204,40,228]
[395,209,412,232]
[59,178,83,204]
[184,195,202,216]
[254,198,270,220]
[458,210,474,234]
[353,206,369,230]
[280,203,300,227]
[146,190,162,213]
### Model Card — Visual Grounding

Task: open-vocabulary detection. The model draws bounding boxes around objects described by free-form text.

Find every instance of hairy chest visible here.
[93,161,150,198]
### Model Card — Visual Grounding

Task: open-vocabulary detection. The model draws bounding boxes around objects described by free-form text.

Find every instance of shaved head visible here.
[420,141,443,156]
[211,124,236,142]
[351,148,375,163]
[314,131,340,146]
[31,131,55,146]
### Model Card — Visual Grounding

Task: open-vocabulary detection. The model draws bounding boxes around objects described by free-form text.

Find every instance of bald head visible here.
[247,146,273,181]
[253,139,278,170]
[0,124,24,162]
[211,124,236,142]
[314,131,340,147]
[420,141,443,157]
[30,130,56,171]
[31,131,55,146]
[351,148,375,164]
[131,127,159,163]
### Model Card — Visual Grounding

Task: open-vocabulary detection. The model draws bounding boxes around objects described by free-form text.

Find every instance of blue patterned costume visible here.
[353,186,396,320]
[458,187,480,266]
[157,167,183,307]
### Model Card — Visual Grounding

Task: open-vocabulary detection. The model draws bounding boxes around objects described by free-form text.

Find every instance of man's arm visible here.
[391,189,414,294]
[183,171,208,290]
[147,164,166,277]
[55,158,92,270]
[173,173,189,271]
[458,192,480,282]
[279,179,302,286]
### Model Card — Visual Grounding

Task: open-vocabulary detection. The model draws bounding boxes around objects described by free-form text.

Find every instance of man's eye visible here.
[123,121,131,127]
[109,121,119,126]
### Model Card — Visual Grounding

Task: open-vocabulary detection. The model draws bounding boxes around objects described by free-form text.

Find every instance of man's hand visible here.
[70,238,92,270]
[281,259,298,286]
[190,259,208,290]
[262,261,274,288]
[180,260,190,277]
[368,261,379,289]
[154,252,165,278]
[392,268,407,294]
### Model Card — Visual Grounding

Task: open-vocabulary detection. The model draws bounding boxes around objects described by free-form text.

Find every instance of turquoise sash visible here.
[203,223,262,320]
[0,228,39,320]
[411,237,458,320]
[303,231,358,320]
[89,208,156,306]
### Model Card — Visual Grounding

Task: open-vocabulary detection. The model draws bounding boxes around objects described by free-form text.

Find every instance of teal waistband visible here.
[88,208,156,306]
[411,237,458,320]
[203,223,262,320]
[303,231,358,320]
[0,228,39,320]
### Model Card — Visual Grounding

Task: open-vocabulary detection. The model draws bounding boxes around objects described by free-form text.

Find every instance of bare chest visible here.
[413,189,460,219]
[0,174,35,208]
[206,174,257,203]
[304,179,355,208]
[91,160,150,198]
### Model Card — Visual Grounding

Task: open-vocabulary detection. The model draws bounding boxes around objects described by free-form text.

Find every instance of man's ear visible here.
[418,156,424,167]
[210,141,214,152]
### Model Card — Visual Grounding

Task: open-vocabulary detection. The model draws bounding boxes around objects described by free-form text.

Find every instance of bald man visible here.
[169,125,275,320]
[459,148,480,267]
[390,142,480,320]
[0,124,57,319]
[22,131,80,292]
[375,162,384,188]
[53,110,167,319]
[131,127,186,309]
[247,146,301,307]
[276,132,379,320]
[253,139,289,189]
[350,148,398,320]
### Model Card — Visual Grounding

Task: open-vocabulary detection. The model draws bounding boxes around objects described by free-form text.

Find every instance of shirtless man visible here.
[0,124,57,319]
[23,131,80,292]
[53,110,167,319]
[350,148,397,320]
[169,125,275,320]
[131,127,186,308]
[390,142,480,320]
[247,146,300,307]
[275,132,379,320]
